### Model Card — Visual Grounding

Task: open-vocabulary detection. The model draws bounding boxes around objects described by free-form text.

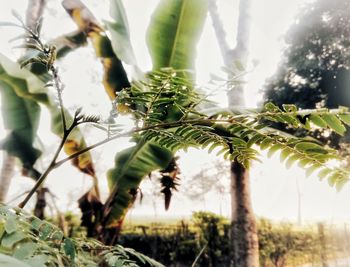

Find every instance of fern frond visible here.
[261,103,350,135]
[117,69,200,123]
[140,113,350,190]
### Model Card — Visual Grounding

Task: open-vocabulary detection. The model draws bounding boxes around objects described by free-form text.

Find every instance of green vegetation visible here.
[115,212,329,267]
[0,0,350,266]
[0,204,164,267]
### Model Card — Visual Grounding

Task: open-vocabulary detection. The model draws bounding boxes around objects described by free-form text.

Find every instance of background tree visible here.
[209,0,259,266]
[264,0,350,161]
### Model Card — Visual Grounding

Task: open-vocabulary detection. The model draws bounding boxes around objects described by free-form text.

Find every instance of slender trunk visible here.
[0,152,16,202]
[318,223,329,267]
[230,160,259,267]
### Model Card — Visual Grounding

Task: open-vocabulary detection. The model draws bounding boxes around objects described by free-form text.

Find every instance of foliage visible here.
[0,204,164,267]
[146,0,208,72]
[1,0,350,251]
[263,0,350,157]
[0,31,96,182]
[192,211,230,266]
[265,0,350,109]
[104,0,209,232]
[258,219,320,267]
[118,212,325,267]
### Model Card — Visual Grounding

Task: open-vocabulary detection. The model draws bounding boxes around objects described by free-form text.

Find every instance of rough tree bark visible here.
[0,152,16,202]
[230,161,259,267]
[209,1,259,266]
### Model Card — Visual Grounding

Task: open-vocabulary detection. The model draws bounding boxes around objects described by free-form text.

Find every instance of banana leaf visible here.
[146,0,208,71]
[0,81,41,177]
[105,140,173,226]
[103,0,208,229]
[0,54,96,181]
[62,0,130,99]
[105,0,137,66]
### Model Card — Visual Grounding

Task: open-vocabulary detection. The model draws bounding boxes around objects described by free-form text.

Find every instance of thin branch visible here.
[191,243,207,267]
[208,0,232,65]
[6,190,30,205]
[144,76,171,125]
[51,66,67,131]
[53,118,224,169]
[18,105,350,209]
[18,124,75,209]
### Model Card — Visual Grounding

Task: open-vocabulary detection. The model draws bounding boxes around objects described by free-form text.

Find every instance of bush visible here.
[118,212,324,267]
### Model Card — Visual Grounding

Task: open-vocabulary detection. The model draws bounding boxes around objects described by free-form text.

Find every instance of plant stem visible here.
[191,243,207,267]
[51,66,67,131]
[18,122,76,209]
[54,118,233,168]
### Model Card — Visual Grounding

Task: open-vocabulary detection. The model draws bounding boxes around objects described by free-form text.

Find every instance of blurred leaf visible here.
[0,54,97,182]
[13,243,37,260]
[309,114,327,128]
[63,238,75,261]
[305,164,321,177]
[0,81,41,172]
[295,142,326,154]
[285,154,299,169]
[146,0,208,72]
[339,114,350,126]
[322,114,346,135]
[62,0,130,98]
[4,216,17,234]
[1,232,26,248]
[0,254,30,267]
[105,0,137,65]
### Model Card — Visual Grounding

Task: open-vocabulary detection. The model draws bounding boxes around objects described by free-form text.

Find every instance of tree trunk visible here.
[209,0,259,267]
[230,160,259,267]
[227,0,252,107]
[0,152,16,202]
[209,0,258,265]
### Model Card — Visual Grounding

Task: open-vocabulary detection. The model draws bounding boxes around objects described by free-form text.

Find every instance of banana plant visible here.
[0,52,98,195]
[60,0,208,241]
[100,0,209,237]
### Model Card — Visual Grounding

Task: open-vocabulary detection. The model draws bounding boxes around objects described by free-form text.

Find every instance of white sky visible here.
[1,0,350,225]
